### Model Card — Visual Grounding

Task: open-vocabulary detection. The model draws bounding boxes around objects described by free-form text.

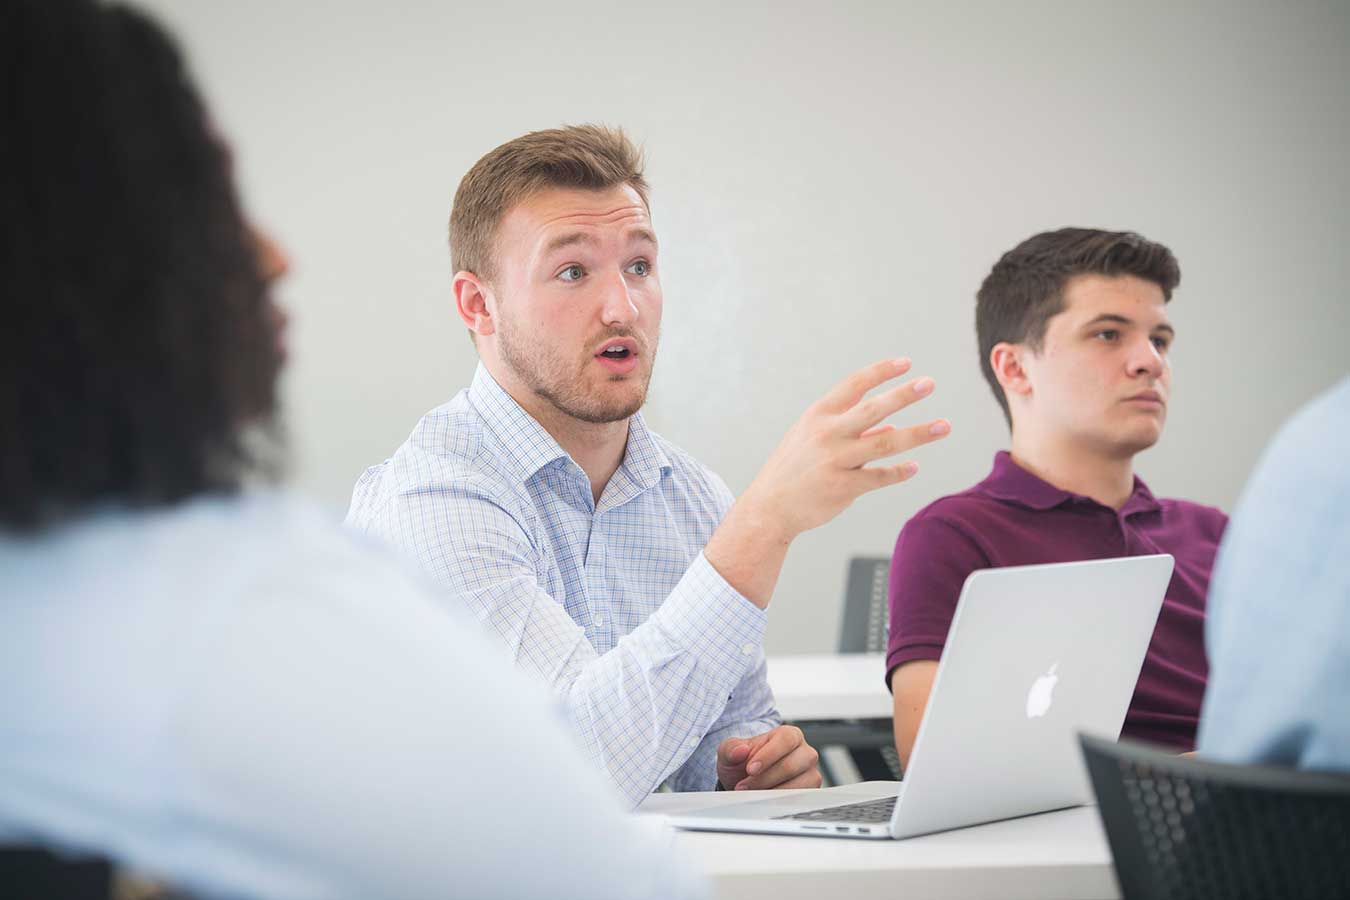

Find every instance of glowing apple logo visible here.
[1025,662,1060,719]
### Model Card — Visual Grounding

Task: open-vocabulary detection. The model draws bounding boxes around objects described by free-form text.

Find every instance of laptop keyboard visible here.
[776,795,898,823]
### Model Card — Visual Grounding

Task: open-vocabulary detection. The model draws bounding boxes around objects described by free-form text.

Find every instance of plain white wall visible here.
[143,0,1349,653]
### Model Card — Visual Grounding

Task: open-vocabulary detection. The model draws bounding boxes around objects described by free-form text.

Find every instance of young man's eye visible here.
[558,264,584,282]
[1095,329,1120,342]
[625,259,651,277]
[1151,336,1171,351]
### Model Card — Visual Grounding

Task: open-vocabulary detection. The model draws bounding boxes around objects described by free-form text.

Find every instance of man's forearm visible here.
[703,495,793,609]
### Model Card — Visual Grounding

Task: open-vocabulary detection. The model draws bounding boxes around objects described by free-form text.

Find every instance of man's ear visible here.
[990,342,1033,400]
[454,271,496,338]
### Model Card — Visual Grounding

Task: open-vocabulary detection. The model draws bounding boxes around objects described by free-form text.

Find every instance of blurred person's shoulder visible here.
[1223,376,1350,551]
[1257,376,1350,487]
[212,491,475,616]
[0,489,488,731]
[1,490,463,622]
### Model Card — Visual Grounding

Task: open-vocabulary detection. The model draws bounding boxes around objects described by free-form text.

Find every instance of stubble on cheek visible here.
[498,320,650,424]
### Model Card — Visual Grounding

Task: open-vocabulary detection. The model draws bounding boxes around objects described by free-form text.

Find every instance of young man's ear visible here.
[990,342,1033,401]
[454,271,496,338]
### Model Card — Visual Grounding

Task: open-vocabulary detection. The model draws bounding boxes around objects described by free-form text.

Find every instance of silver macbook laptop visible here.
[669,554,1174,839]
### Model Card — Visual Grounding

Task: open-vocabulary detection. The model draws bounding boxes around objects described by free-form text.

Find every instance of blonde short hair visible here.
[449,124,649,282]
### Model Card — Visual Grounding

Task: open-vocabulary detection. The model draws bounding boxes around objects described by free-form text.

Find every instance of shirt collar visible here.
[1120,475,1162,517]
[467,364,570,483]
[467,364,672,496]
[979,450,1161,516]
[602,410,673,509]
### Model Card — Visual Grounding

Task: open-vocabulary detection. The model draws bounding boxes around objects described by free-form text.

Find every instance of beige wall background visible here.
[144,0,1349,653]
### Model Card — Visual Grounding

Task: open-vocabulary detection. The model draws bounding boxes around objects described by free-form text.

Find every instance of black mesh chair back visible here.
[1080,735,1350,900]
[810,556,901,783]
[838,557,890,654]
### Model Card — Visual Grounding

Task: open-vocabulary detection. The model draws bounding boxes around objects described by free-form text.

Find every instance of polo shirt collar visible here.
[1120,475,1163,517]
[979,450,1161,516]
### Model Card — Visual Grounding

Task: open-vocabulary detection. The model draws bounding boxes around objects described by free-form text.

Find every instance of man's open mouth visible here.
[595,338,638,361]
[594,339,640,374]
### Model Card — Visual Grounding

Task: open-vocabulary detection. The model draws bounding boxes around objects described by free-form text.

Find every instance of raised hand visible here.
[706,358,950,608]
[741,357,950,540]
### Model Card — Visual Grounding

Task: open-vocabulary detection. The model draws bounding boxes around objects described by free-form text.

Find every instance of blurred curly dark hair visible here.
[0,0,281,532]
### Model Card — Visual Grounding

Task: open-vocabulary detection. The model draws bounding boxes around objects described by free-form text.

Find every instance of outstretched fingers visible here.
[857,460,921,490]
[838,375,936,437]
[844,417,951,469]
[816,358,912,415]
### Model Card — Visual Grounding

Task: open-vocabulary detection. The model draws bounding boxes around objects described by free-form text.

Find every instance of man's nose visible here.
[599,269,639,326]
[1128,335,1165,378]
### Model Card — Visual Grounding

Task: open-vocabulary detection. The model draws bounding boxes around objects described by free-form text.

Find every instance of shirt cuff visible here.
[884,642,945,690]
[650,551,767,690]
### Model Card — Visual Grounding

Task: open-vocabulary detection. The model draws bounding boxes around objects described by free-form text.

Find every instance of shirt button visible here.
[741,643,755,656]
[594,615,605,627]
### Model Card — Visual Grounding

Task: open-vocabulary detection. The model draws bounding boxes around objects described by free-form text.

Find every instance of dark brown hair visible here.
[0,0,280,532]
[449,124,649,282]
[976,227,1181,426]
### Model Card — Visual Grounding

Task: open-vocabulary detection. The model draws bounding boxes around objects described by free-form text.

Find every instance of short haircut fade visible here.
[449,124,649,282]
[975,227,1181,426]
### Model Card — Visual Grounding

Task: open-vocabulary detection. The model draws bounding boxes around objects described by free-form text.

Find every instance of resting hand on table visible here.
[716,725,822,791]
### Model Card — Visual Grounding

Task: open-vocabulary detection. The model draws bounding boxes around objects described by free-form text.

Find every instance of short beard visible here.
[497,317,654,425]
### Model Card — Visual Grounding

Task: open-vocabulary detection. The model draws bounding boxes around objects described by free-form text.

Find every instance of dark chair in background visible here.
[1080,734,1350,900]
[836,557,903,782]
[837,556,892,655]
[797,557,903,785]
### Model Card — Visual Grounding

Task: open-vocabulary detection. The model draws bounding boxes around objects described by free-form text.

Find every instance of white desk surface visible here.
[766,653,893,721]
[638,787,1120,900]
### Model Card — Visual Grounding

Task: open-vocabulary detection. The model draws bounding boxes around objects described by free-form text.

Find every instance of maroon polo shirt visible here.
[885,451,1227,750]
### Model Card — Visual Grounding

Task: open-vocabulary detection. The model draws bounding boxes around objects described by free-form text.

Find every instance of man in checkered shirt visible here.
[346,125,950,807]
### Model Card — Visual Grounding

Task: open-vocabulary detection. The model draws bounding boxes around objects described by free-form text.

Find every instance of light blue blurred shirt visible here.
[0,493,705,900]
[1198,376,1350,770]
[346,365,779,806]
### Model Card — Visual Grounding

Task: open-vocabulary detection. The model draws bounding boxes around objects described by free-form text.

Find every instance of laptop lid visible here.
[890,553,1174,838]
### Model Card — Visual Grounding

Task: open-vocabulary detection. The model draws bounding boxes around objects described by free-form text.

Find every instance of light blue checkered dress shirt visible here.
[346,365,780,806]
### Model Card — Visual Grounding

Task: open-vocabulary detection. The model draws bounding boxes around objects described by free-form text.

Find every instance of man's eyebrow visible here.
[1082,313,1134,329]
[540,227,657,256]
[1082,313,1175,335]
[541,231,595,255]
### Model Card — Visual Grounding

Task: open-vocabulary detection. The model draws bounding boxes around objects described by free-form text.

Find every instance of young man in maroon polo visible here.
[886,228,1228,767]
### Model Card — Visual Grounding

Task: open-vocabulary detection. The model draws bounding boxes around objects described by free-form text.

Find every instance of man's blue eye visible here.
[626,259,650,277]
[559,265,583,282]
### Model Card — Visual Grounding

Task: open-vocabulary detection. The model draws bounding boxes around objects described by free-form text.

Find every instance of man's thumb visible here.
[721,740,752,764]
